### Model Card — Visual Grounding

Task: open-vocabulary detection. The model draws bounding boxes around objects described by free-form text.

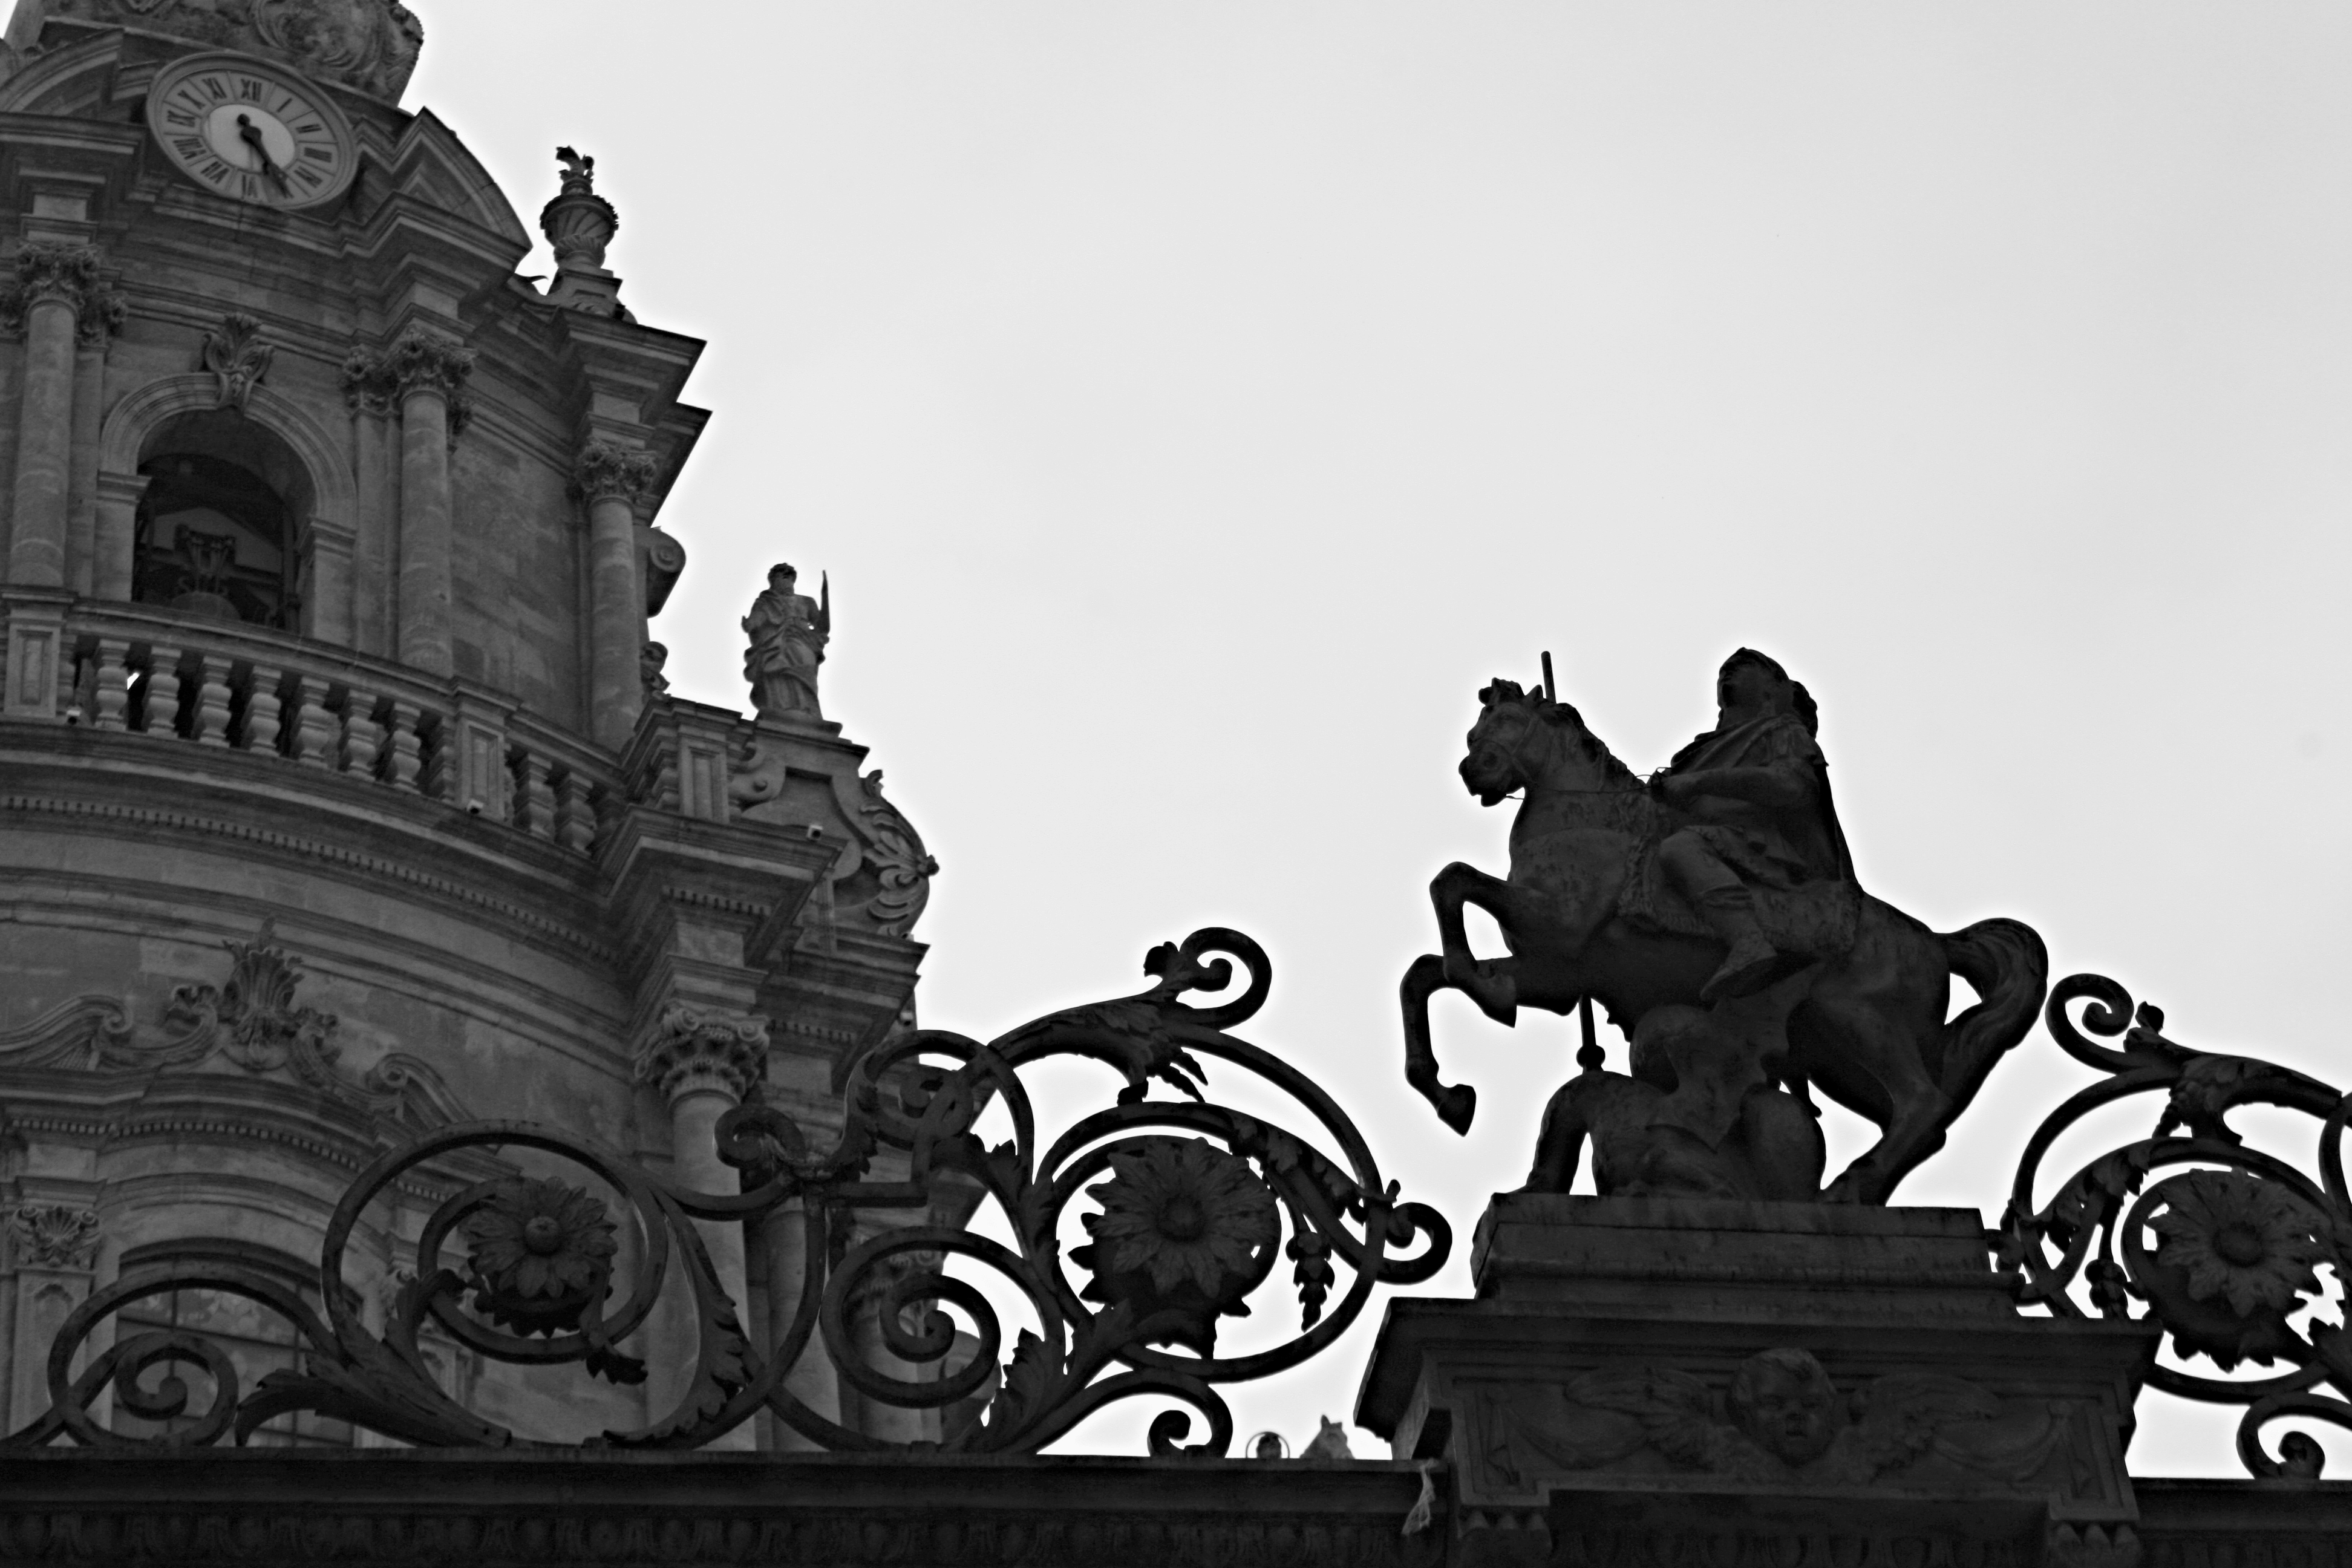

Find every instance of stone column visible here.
[91,471,147,602]
[65,322,113,596]
[341,349,399,656]
[381,330,472,677]
[6,245,108,587]
[575,440,657,751]
[633,1003,769,1451]
[754,1199,843,1450]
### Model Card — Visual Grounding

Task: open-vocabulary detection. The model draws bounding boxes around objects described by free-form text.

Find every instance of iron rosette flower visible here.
[2126,1169,2334,1370]
[1073,1137,1281,1356]
[461,1175,620,1338]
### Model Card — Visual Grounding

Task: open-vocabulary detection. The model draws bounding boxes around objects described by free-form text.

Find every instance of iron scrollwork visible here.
[1999,973,2352,1478]
[2,928,1448,1455]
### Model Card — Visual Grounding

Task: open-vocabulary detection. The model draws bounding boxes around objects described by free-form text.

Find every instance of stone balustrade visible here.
[8,598,618,855]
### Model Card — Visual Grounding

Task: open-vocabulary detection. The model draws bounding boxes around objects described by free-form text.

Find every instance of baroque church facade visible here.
[0,0,940,1446]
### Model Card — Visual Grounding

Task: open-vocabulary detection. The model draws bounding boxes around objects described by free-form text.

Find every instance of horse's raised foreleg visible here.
[1429,861,1521,1025]
[1402,953,1479,1134]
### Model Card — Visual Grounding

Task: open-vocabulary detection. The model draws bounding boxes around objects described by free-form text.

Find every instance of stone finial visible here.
[8,1203,101,1270]
[198,314,276,413]
[572,439,656,506]
[541,146,628,318]
[633,1004,770,1105]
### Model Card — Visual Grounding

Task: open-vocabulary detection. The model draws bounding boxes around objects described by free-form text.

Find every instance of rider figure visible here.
[1652,649,1854,1004]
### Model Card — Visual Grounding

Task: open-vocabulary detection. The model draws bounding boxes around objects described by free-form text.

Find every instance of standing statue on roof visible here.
[743,562,831,722]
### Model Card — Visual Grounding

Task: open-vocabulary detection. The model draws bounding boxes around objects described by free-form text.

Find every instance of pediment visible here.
[358,107,529,250]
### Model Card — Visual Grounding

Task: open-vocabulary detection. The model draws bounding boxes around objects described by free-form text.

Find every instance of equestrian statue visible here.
[1400,649,2047,1204]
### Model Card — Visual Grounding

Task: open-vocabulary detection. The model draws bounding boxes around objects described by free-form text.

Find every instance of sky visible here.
[134,3,2352,1471]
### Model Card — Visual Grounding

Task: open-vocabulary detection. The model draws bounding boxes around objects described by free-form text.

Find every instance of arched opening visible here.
[132,410,315,630]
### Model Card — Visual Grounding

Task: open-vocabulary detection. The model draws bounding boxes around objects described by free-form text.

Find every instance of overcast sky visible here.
[176,4,2352,1471]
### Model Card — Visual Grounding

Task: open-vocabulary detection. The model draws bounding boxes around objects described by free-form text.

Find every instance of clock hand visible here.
[235,114,290,190]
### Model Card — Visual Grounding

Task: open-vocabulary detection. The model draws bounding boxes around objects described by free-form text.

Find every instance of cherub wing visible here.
[1843,1373,2004,1478]
[1567,1366,1736,1472]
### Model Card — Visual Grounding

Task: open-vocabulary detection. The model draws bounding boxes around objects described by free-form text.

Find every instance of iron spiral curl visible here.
[2000,973,2352,1478]
[3,927,1448,1456]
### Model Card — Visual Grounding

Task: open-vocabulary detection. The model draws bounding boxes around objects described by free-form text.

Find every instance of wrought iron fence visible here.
[2000,973,2352,1478]
[1,928,1448,1455]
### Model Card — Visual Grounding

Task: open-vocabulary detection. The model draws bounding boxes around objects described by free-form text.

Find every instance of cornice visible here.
[0,792,618,965]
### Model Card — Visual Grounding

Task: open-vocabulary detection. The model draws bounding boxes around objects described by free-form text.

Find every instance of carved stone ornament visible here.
[159,924,467,1131]
[0,243,125,344]
[34,0,425,102]
[8,1203,102,1271]
[633,1003,771,1105]
[572,439,656,506]
[1475,1348,2063,1491]
[169,921,340,1079]
[0,994,134,1070]
[641,640,671,696]
[541,145,619,269]
[1406,649,2049,1204]
[344,330,474,438]
[857,769,939,935]
[197,312,275,412]
[339,342,396,414]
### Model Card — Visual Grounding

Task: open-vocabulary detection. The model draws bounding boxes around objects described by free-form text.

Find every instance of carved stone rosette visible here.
[572,440,657,507]
[8,1203,101,1271]
[633,1004,771,1105]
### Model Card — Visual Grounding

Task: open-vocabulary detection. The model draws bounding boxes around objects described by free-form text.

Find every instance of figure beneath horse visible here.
[1400,650,2046,1204]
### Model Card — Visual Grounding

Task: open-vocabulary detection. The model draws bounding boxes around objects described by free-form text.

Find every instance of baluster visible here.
[189,655,234,747]
[239,665,283,755]
[339,689,383,780]
[60,640,91,722]
[418,711,452,802]
[555,769,598,854]
[512,750,557,839]
[89,639,129,731]
[381,700,423,792]
[284,675,337,768]
[139,646,184,737]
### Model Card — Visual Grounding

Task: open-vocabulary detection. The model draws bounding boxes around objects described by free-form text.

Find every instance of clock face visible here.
[145,53,356,212]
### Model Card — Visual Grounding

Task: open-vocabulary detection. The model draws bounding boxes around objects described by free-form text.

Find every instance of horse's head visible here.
[1459,679,1636,807]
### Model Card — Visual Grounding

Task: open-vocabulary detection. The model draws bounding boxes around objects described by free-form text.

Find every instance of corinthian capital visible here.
[384,327,475,402]
[572,439,658,506]
[341,344,396,414]
[11,242,102,310]
[633,1004,769,1105]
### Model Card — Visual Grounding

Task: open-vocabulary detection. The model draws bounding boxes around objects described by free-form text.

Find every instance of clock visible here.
[145,53,357,212]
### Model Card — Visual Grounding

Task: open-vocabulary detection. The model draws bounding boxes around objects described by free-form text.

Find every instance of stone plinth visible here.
[1360,1195,2159,1567]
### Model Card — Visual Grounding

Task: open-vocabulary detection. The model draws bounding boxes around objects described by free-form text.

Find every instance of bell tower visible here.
[0,0,938,1446]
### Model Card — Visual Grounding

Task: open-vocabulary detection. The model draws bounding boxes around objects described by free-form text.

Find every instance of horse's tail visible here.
[1933,917,2050,1112]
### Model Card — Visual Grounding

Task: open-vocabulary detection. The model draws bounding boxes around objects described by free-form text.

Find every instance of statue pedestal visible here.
[1357,1195,2158,1568]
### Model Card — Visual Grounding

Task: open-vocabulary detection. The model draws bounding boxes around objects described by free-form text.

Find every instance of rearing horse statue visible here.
[1400,665,2047,1204]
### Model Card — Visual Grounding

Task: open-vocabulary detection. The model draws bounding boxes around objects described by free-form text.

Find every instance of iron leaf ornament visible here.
[2,928,1447,1456]
[2001,973,2352,1478]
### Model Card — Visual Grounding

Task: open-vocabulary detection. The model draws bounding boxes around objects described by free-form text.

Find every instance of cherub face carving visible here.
[1728,1348,1840,1466]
